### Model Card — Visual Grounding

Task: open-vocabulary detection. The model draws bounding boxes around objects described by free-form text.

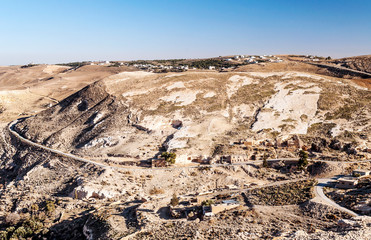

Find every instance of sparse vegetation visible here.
[307,122,336,137]
[325,104,357,120]
[150,187,165,195]
[20,63,38,68]
[1,56,371,239]
[298,150,309,170]
[161,152,176,164]
[201,199,214,206]
[170,193,179,206]
[57,61,89,68]
[247,179,316,205]
[45,200,56,216]
[0,200,61,240]
[189,59,242,69]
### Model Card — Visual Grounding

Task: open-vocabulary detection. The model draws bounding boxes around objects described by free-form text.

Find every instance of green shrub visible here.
[22,218,43,234]
[0,231,7,240]
[45,200,56,216]
[11,226,27,239]
[161,152,176,164]
[298,150,309,170]
[201,199,214,206]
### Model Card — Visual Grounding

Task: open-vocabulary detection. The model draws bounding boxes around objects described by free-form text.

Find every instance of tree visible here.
[201,199,214,206]
[161,152,176,164]
[298,150,309,170]
[45,200,55,216]
[170,193,179,206]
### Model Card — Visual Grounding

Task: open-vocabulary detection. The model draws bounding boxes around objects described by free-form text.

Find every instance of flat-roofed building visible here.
[336,177,359,189]
[353,169,370,177]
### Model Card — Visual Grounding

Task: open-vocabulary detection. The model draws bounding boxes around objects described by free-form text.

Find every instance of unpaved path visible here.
[313,176,360,217]
[7,118,371,216]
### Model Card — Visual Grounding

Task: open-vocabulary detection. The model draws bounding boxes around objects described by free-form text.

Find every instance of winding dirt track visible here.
[7,119,298,171]
[314,177,360,217]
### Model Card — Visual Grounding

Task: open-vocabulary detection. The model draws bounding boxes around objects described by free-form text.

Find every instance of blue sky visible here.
[0,0,370,65]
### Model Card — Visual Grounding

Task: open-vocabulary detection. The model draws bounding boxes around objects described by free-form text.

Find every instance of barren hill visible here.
[14,69,371,163]
[0,64,134,121]
[1,62,371,239]
[337,55,371,73]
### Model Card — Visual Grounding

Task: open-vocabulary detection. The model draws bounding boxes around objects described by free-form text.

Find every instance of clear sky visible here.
[1,0,370,65]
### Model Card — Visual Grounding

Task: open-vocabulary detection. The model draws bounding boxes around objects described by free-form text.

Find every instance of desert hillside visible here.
[14,69,371,164]
[0,64,134,121]
[337,55,371,73]
[1,61,371,239]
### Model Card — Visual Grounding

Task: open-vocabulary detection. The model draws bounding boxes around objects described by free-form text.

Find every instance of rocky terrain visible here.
[324,176,371,216]
[0,64,134,121]
[335,55,371,74]
[0,58,370,239]
[12,68,371,164]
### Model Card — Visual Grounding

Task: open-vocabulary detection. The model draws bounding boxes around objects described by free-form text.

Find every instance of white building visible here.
[336,177,358,189]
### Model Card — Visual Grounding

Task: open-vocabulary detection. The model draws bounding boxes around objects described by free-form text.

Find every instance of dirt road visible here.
[8,118,371,216]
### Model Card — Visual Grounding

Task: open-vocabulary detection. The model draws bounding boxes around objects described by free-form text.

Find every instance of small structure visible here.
[197,195,210,205]
[211,200,240,215]
[336,177,359,189]
[352,169,370,177]
[151,158,167,167]
[225,185,238,190]
[226,155,249,164]
[202,200,240,218]
[199,158,212,165]
[209,66,216,70]
[202,206,213,218]
[243,139,255,147]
